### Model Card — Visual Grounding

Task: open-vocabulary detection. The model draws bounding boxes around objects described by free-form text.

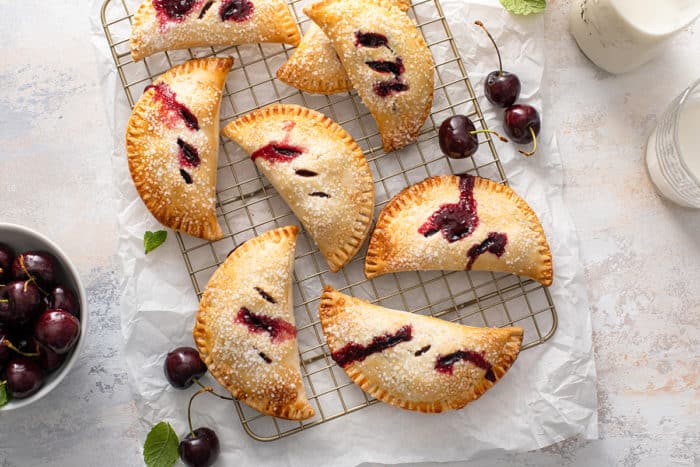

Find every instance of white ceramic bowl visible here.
[0,223,88,411]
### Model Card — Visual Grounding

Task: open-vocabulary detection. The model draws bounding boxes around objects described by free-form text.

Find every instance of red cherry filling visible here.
[373,79,409,97]
[418,175,478,242]
[331,325,413,367]
[366,58,404,76]
[177,138,200,167]
[219,0,254,22]
[466,232,507,269]
[435,349,495,381]
[153,0,200,23]
[234,307,296,343]
[354,31,389,48]
[251,143,303,163]
[254,286,276,304]
[145,82,199,130]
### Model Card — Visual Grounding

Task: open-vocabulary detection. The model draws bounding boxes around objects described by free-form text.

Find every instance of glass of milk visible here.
[645,79,700,208]
[570,0,700,74]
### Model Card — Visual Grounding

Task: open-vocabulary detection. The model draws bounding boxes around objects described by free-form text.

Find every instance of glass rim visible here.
[673,78,700,188]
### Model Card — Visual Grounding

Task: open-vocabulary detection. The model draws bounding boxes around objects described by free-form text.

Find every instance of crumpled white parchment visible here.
[95,0,598,464]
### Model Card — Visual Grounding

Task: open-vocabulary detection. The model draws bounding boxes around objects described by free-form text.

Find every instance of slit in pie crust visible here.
[365,174,553,285]
[319,286,523,413]
[125,57,233,241]
[222,104,375,272]
[194,226,315,420]
[130,0,301,61]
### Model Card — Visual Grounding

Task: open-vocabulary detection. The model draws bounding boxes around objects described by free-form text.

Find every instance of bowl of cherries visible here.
[0,223,87,410]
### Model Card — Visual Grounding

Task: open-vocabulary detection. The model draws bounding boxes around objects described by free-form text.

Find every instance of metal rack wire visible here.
[101,0,558,441]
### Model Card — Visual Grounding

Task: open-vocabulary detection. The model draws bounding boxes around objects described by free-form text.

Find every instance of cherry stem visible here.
[470,128,508,143]
[475,20,502,75]
[187,387,212,439]
[2,338,40,358]
[19,257,48,296]
[518,127,538,157]
[193,378,235,401]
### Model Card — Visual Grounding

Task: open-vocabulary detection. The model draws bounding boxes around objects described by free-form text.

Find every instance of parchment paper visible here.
[95,0,599,464]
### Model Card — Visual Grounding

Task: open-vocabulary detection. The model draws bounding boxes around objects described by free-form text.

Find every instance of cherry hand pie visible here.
[319,286,523,413]
[222,104,375,272]
[194,226,315,420]
[130,0,301,61]
[305,0,434,151]
[275,0,410,95]
[126,57,233,241]
[365,174,553,285]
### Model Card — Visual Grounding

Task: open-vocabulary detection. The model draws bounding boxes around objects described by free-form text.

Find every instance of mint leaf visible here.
[144,230,168,254]
[499,0,546,15]
[0,381,8,407]
[144,421,179,467]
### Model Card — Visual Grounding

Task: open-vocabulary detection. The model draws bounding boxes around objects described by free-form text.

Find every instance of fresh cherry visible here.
[4,357,44,399]
[0,243,14,283]
[475,20,521,108]
[12,251,57,288]
[164,347,207,389]
[179,427,220,467]
[0,280,44,326]
[439,115,478,158]
[34,309,81,355]
[38,344,66,372]
[47,285,79,317]
[504,104,540,156]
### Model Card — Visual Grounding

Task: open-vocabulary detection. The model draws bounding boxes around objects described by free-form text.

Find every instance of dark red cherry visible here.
[153,0,198,19]
[484,71,521,108]
[0,281,44,326]
[47,285,80,318]
[34,309,81,355]
[438,115,478,159]
[0,243,14,283]
[0,323,12,364]
[5,357,44,399]
[504,104,540,144]
[12,251,58,287]
[38,345,66,372]
[164,346,207,389]
[179,427,220,467]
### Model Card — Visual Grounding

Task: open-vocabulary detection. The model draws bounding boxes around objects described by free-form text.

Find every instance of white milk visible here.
[570,0,700,74]
[646,97,700,207]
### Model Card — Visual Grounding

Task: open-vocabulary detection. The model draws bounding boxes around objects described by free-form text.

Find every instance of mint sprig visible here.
[499,0,546,15]
[144,230,168,255]
[0,381,8,407]
[144,421,179,467]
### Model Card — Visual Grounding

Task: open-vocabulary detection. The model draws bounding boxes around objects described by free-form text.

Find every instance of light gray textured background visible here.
[0,0,698,466]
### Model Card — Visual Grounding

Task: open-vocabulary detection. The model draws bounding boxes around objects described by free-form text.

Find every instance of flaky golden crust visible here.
[125,57,233,241]
[305,0,434,151]
[364,175,553,286]
[130,0,300,61]
[222,104,375,272]
[319,286,523,413]
[276,0,411,94]
[194,226,315,420]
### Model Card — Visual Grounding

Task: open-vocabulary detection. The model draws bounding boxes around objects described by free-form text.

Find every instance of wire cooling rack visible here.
[102,0,558,441]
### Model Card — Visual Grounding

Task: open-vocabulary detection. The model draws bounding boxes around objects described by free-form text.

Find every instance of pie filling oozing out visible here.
[152,0,254,27]
[319,286,524,413]
[364,174,553,285]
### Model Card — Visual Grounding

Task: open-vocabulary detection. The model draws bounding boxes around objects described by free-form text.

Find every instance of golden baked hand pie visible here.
[130,0,301,61]
[126,57,233,241]
[305,0,434,151]
[365,175,553,285]
[319,286,523,413]
[276,0,411,95]
[194,226,315,420]
[222,104,375,272]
